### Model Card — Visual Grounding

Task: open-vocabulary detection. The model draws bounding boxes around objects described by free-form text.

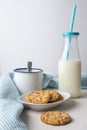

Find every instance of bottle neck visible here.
[65,35,78,45]
[62,35,80,60]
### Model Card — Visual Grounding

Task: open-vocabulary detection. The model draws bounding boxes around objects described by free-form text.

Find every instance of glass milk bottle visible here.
[58,32,81,98]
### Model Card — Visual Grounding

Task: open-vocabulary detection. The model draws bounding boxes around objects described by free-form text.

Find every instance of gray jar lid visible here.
[14,68,43,73]
[13,61,43,73]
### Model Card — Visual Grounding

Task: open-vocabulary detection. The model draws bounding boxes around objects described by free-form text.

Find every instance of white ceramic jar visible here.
[13,67,43,94]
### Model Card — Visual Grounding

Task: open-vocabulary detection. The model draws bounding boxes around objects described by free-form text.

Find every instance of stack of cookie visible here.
[25,90,63,104]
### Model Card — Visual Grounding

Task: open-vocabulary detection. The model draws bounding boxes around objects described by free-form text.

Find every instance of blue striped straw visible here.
[66,4,77,60]
[69,4,77,32]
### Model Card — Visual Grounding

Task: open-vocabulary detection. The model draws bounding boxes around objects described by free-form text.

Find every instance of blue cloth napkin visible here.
[0,72,87,130]
[0,73,28,130]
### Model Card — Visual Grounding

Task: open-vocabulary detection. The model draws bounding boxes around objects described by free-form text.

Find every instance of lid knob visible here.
[27,61,32,72]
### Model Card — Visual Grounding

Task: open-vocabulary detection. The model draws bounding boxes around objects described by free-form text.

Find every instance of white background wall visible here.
[0,0,87,75]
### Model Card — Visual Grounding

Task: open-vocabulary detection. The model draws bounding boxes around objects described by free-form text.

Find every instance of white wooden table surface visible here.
[21,90,87,130]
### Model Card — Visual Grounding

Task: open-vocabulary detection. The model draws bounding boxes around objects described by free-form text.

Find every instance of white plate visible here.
[18,90,71,111]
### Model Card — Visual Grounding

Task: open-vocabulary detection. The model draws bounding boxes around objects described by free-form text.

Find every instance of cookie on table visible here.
[40,111,71,126]
[47,90,63,103]
[25,90,50,104]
